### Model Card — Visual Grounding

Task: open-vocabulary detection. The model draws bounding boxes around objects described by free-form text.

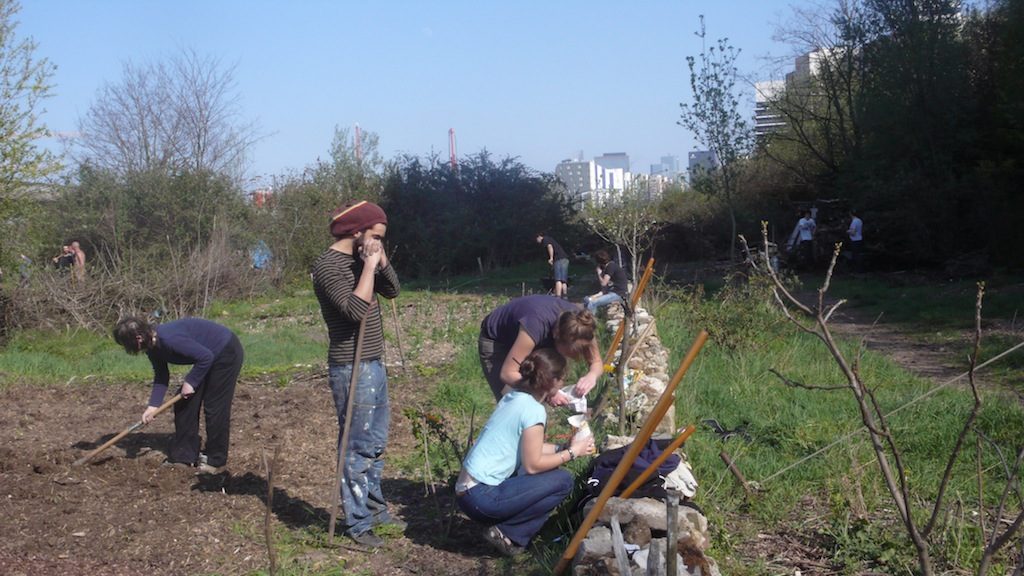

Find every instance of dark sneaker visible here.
[195,463,227,475]
[349,530,384,548]
[161,459,195,469]
[483,525,525,557]
[374,513,408,531]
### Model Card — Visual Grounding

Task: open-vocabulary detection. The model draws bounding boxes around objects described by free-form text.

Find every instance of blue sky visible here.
[20,1,806,185]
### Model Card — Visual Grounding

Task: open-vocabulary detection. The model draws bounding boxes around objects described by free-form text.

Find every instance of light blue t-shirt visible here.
[463,390,547,486]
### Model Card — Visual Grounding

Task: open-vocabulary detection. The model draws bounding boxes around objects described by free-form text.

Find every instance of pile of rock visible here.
[571,304,718,575]
[603,304,675,435]
[572,495,719,575]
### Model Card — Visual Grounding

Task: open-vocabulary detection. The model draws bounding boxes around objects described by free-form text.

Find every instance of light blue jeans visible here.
[552,258,569,282]
[457,468,573,547]
[584,292,623,314]
[329,359,390,536]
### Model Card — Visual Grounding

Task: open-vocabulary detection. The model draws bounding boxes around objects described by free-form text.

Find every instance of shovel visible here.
[72,393,183,467]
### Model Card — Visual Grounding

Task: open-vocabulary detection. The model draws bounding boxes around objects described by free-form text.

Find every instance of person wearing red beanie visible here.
[312,200,403,547]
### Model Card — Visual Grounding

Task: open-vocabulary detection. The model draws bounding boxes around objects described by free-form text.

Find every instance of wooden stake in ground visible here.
[72,393,183,467]
[719,450,752,497]
[264,442,282,576]
[328,317,368,545]
[553,330,709,575]
[389,299,407,373]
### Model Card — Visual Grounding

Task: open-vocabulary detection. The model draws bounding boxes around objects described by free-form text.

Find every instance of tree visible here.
[311,125,384,202]
[77,49,258,184]
[764,0,877,186]
[580,182,660,284]
[382,151,578,278]
[679,32,753,261]
[0,0,60,265]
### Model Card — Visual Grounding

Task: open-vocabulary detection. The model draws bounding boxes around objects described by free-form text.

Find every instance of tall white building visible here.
[555,151,634,204]
[754,80,786,139]
[555,158,600,203]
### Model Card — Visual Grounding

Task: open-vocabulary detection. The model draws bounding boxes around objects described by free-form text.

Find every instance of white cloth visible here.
[848,216,863,241]
[796,217,816,242]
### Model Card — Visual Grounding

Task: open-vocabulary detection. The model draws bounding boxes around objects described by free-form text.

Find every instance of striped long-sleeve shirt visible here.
[311,248,400,365]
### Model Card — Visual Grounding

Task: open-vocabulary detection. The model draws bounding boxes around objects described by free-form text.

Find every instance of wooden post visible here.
[328,317,368,544]
[591,258,656,422]
[610,515,632,576]
[719,450,752,496]
[666,495,679,576]
[647,538,666,576]
[552,330,708,575]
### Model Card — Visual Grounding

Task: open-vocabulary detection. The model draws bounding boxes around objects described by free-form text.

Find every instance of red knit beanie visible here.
[329,201,388,238]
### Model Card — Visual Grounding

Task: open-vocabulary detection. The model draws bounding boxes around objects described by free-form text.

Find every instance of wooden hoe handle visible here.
[72,393,184,467]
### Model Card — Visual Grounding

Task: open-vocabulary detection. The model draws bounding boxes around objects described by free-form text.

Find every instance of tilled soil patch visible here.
[0,376,515,575]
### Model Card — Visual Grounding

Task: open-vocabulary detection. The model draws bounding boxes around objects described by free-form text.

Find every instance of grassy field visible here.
[1,266,1022,574]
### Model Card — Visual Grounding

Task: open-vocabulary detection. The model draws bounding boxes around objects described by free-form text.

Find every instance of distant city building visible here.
[556,151,636,205]
[754,80,786,139]
[687,150,718,180]
[753,48,834,140]
[649,154,680,179]
[787,48,830,85]
[594,152,630,173]
[554,158,599,201]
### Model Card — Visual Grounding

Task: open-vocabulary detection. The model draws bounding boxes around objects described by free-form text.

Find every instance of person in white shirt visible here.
[847,209,864,270]
[787,210,816,269]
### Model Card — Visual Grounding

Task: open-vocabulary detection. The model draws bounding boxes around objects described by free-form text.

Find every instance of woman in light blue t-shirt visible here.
[456,348,596,556]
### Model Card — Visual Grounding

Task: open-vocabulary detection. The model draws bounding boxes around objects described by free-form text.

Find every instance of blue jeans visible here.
[583,292,623,314]
[329,359,390,536]
[552,258,569,283]
[457,468,573,547]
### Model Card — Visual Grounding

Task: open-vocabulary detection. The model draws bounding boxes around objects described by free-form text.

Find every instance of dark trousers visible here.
[171,335,243,467]
[478,321,511,401]
[457,468,573,547]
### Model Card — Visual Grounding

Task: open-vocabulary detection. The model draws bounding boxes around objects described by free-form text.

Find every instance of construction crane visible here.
[354,123,362,163]
[449,128,457,170]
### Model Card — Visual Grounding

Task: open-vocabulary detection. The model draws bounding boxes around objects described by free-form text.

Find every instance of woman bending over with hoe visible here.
[478,295,603,405]
[113,316,243,474]
[456,348,596,556]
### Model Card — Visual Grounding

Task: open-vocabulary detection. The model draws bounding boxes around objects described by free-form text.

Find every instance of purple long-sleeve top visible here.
[146,318,234,406]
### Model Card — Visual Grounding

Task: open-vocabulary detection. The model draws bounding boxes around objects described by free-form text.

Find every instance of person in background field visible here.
[536,232,570,298]
[478,294,603,405]
[311,200,403,548]
[847,209,864,271]
[582,249,629,315]
[112,316,243,474]
[787,210,816,269]
[456,348,596,557]
[52,245,74,271]
[18,254,32,286]
[70,241,86,281]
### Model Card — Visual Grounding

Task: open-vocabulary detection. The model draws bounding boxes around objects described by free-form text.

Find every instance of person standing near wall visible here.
[311,200,403,547]
[582,249,629,315]
[456,348,596,556]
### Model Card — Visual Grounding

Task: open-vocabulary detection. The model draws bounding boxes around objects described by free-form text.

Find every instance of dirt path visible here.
[788,288,968,385]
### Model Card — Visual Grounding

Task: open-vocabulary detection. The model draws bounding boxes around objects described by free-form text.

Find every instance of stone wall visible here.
[572,304,718,575]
